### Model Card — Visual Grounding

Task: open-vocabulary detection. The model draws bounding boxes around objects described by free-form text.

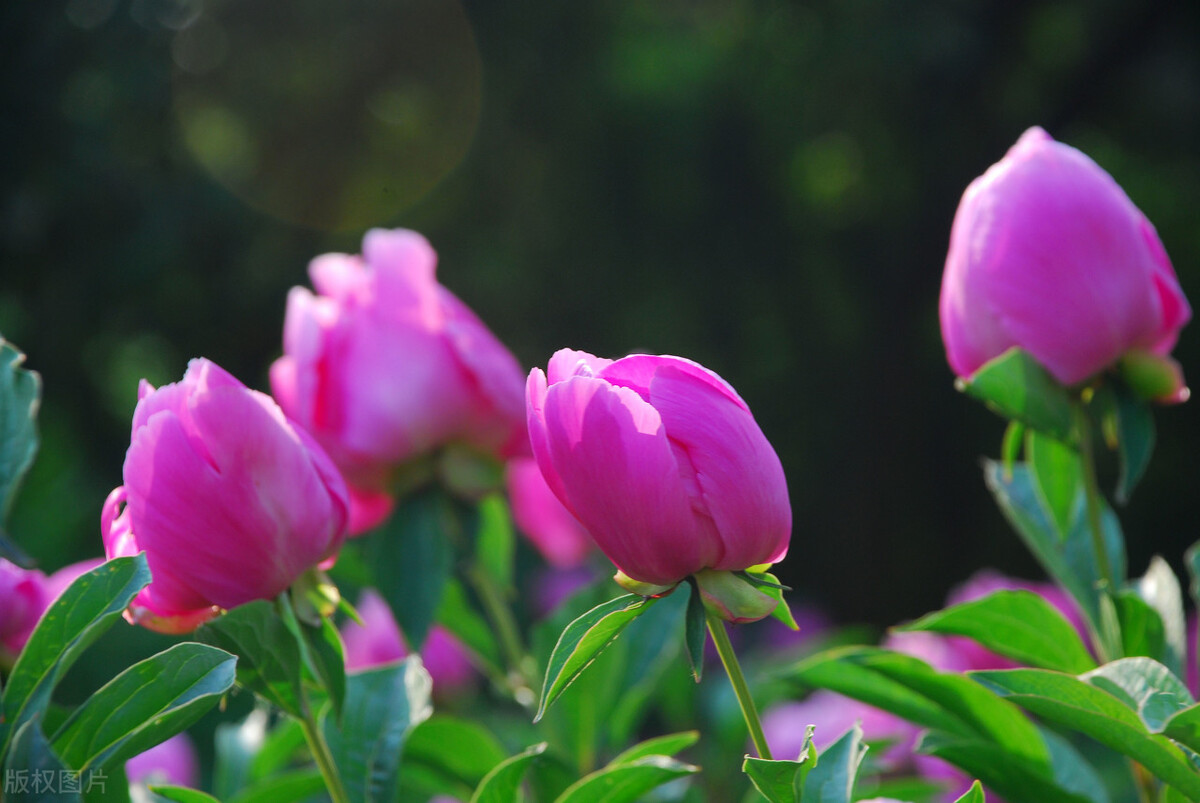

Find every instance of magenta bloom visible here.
[125,732,199,788]
[762,690,915,766]
[270,229,527,532]
[506,456,593,569]
[526,349,790,586]
[341,590,475,695]
[0,559,47,658]
[103,359,349,633]
[940,127,1190,388]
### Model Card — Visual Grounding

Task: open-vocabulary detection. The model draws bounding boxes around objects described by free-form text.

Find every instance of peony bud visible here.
[506,456,593,569]
[102,359,349,633]
[940,127,1190,393]
[526,349,790,587]
[270,229,528,532]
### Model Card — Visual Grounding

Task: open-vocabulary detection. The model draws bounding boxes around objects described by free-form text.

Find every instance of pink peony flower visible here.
[0,559,47,657]
[526,349,790,586]
[270,229,527,532]
[125,732,199,788]
[940,127,1190,393]
[103,359,349,633]
[340,590,475,695]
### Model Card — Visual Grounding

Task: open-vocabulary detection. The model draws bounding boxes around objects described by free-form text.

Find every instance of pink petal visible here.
[647,364,790,569]
[602,353,749,411]
[540,375,711,585]
[506,457,593,568]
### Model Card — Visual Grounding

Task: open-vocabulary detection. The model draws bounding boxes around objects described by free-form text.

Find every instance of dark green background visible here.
[4,0,1199,628]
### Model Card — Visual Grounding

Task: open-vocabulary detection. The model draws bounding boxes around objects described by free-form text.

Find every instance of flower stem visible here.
[299,701,350,803]
[466,563,536,707]
[1075,402,1114,595]
[707,611,772,760]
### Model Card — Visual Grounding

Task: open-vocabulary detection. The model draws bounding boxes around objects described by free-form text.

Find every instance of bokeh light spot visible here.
[172,0,482,231]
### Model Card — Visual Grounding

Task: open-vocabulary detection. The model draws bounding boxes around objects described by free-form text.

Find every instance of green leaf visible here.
[51,642,235,772]
[367,486,463,650]
[1001,420,1026,478]
[1082,657,1194,732]
[194,600,303,716]
[1162,706,1200,754]
[1111,382,1156,504]
[1113,591,1167,662]
[400,715,508,801]
[743,756,804,803]
[781,646,1049,763]
[436,578,502,674]
[972,667,1200,800]
[958,347,1075,440]
[0,339,40,529]
[535,593,663,722]
[916,732,1098,803]
[1038,723,1112,803]
[609,731,699,765]
[952,781,985,803]
[1136,556,1187,678]
[470,742,548,803]
[552,755,698,803]
[984,461,1126,633]
[684,580,706,682]
[323,657,433,803]
[302,614,346,722]
[4,716,82,802]
[744,725,813,803]
[225,770,325,803]
[148,787,223,803]
[0,555,151,755]
[897,589,1096,673]
[799,723,866,803]
[749,569,800,631]
[1026,429,1083,540]
[477,493,516,591]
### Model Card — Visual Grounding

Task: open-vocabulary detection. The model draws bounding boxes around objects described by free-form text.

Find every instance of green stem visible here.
[1075,402,1114,595]
[466,563,535,706]
[707,612,772,760]
[299,701,350,803]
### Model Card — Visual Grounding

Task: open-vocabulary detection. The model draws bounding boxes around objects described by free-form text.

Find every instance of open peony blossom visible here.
[940,127,1190,395]
[270,228,528,533]
[526,349,790,587]
[103,359,349,633]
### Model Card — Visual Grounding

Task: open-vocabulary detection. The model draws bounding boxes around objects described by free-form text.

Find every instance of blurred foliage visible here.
[2,0,1199,642]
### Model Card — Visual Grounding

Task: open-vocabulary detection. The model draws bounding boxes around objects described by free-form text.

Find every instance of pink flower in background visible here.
[526,349,790,586]
[271,228,528,533]
[0,559,47,657]
[42,558,106,602]
[103,359,349,633]
[125,732,198,788]
[940,127,1190,392]
[506,456,592,568]
[762,690,915,767]
[341,590,475,695]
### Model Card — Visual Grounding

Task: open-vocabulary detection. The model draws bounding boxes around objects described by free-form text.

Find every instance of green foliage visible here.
[552,732,699,803]
[684,579,706,681]
[148,787,223,803]
[0,555,151,756]
[983,460,1126,634]
[0,338,40,566]
[51,642,235,772]
[535,592,665,722]
[1026,429,1083,540]
[952,781,985,803]
[195,600,305,716]
[470,742,549,803]
[367,486,465,651]
[958,348,1075,441]
[743,725,868,803]
[898,589,1096,673]
[974,666,1200,800]
[1107,383,1156,504]
[399,716,509,801]
[322,658,434,803]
